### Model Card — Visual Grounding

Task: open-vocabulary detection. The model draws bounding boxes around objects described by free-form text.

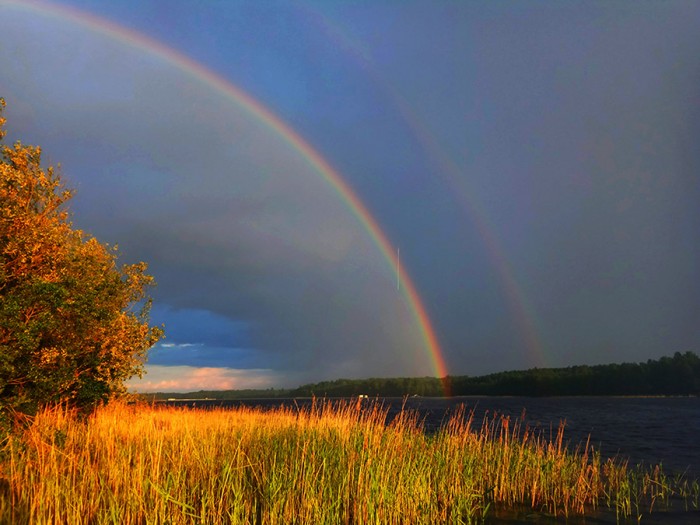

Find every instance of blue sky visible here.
[1,0,699,391]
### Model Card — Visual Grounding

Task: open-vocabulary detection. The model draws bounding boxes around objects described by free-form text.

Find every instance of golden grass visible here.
[0,400,695,524]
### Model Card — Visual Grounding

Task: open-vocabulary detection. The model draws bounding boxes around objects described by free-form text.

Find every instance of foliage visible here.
[0,99,163,414]
[449,351,700,397]
[146,388,293,401]
[4,400,696,523]
[285,351,700,398]
[290,376,444,398]
[142,352,700,400]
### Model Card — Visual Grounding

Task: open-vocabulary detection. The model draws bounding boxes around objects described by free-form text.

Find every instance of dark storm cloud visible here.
[2,1,700,391]
[0,4,432,388]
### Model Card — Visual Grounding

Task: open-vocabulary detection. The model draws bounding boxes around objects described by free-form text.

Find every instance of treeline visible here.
[290,376,444,398]
[148,351,700,399]
[146,388,291,401]
[292,352,700,397]
[448,351,700,397]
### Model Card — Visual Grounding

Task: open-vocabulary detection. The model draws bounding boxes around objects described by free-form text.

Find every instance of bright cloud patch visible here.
[127,365,286,392]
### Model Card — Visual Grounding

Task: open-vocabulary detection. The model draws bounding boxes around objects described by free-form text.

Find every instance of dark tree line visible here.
[289,351,700,398]
[290,376,445,398]
[149,352,700,400]
[447,351,700,396]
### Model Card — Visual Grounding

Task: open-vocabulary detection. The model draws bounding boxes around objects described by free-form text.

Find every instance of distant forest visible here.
[150,351,700,400]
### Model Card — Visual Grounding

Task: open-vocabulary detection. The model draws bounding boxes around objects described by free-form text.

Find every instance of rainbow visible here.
[4,0,450,385]
[392,98,547,368]
[303,9,547,368]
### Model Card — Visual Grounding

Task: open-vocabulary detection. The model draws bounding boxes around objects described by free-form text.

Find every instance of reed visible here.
[0,400,693,524]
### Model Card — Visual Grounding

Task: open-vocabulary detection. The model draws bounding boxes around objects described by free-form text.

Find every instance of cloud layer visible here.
[2,1,700,390]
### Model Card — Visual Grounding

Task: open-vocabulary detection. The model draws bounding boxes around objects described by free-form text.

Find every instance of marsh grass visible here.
[0,400,695,524]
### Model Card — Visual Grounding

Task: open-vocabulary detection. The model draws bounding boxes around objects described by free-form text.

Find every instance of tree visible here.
[0,99,163,414]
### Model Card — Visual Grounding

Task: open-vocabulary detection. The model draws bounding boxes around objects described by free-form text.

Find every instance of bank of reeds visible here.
[0,400,695,524]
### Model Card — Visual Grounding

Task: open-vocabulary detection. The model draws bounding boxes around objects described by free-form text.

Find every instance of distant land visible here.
[144,351,700,400]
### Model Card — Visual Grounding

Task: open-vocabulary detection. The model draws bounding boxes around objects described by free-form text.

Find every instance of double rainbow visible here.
[3,0,449,385]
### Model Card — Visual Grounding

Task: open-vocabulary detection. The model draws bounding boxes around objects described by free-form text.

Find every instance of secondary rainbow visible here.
[303,8,547,369]
[5,0,450,382]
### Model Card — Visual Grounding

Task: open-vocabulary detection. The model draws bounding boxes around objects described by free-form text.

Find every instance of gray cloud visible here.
[2,1,700,387]
[0,8,431,384]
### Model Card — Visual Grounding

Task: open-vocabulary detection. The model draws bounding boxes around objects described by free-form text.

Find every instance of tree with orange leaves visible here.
[0,99,163,414]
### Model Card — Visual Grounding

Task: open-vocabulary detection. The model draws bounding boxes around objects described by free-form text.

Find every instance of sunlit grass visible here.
[0,400,696,524]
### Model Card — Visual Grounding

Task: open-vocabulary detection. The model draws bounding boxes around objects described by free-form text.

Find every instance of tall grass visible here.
[0,400,695,524]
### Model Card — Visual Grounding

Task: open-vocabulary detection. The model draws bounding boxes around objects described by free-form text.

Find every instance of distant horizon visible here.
[132,350,696,394]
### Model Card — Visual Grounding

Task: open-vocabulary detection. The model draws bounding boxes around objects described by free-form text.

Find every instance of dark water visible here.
[166,396,700,523]
[402,396,700,480]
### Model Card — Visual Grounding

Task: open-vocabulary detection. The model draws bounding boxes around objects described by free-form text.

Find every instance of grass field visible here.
[0,400,697,524]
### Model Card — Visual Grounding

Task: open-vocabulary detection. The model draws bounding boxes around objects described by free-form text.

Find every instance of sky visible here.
[1,0,699,392]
